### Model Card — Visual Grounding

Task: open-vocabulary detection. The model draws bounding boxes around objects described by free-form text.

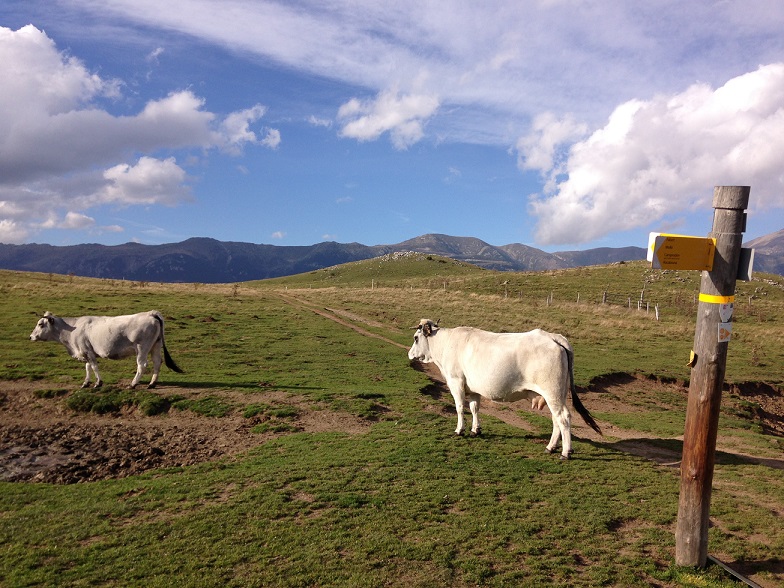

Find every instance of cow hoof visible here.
[470,429,482,437]
[93,381,103,389]
[544,447,554,454]
[454,431,464,437]
[146,383,157,390]
[560,454,570,461]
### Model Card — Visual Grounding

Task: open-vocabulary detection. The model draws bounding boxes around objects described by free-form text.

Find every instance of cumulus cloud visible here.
[338,89,439,150]
[260,128,281,149]
[219,105,277,153]
[0,220,30,244]
[100,157,191,206]
[0,25,276,243]
[59,211,96,230]
[524,64,784,245]
[516,112,588,192]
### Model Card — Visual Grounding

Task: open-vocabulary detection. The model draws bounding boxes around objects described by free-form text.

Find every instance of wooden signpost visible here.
[651,186,751,568]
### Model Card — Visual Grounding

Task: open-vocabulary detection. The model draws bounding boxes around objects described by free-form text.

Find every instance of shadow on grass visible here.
[577,436,784,470]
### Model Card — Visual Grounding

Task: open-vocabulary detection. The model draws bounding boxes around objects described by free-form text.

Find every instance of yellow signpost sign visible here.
[647,232,716,271]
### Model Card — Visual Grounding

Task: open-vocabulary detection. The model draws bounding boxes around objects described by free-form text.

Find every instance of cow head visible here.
[29,312,58,341]
[408,319,439,362]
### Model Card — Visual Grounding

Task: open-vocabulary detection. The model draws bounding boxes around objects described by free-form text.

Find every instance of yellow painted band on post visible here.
[698,293,735,304]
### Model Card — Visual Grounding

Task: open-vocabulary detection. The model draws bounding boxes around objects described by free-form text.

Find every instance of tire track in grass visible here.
[276,291,539,433]
[276,291,407,349]
[275,291,685,451]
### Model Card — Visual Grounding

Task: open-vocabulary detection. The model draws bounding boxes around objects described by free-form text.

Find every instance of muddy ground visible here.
[0,381,371,484]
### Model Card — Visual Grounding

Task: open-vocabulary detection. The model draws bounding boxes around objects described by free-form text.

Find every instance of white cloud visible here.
[443,166,462,184]
[100,156,191,206]
[146,46,164,63]
[260,128,281,149]
[516,112,587,184]
[0,219,29,244]
[271,231,286,239]
[308,115,332,128]
[59,211,96,230]
[68,1,784,144]
[0,24,118,121]
[219,105,274,153]
[338,89,439,149]
[0,25,274,243]
[527,64,784,245]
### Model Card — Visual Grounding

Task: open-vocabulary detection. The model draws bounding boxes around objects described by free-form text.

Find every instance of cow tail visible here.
[153,312,184,374]
[557,341,602,435]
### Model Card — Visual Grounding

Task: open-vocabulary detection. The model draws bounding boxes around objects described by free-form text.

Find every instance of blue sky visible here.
[1,1,783,251]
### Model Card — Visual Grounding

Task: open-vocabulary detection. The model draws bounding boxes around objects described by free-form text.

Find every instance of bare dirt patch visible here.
[0,380,369,484]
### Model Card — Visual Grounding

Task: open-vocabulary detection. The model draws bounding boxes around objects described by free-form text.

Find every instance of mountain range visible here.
[0,230,781,283]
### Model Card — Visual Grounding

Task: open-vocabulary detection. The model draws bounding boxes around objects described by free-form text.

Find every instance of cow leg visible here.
[87,359,103,389]
[542,395,562,455]
[130,346,148,388]
[81,363,91,388]
[556,406,573,459]
[446,378,466,435]
[545,406,572,459]
[147,341,163,389]
[467,393,482,436]
[545,418,561,454]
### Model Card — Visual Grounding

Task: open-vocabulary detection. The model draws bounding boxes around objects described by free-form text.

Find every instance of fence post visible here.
[675,186,750,567]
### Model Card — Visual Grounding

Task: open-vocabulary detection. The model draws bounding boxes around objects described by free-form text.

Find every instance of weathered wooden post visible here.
[675,186,750,567]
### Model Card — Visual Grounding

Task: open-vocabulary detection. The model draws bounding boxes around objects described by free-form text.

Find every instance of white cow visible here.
[408,319,601,459]
[30,310,183,389]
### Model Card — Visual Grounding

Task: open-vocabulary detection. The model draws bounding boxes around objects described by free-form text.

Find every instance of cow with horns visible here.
[408,319,601,459]
[29,310,183,389]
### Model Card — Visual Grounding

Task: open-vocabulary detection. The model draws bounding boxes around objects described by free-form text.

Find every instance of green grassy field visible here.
[1,260,782,587]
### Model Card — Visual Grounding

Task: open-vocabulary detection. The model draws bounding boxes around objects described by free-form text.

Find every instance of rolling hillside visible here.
[0,229,781,283]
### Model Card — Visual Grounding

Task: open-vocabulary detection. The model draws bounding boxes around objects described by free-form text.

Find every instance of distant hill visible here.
[745,229,784,276]
[0,230,781,283]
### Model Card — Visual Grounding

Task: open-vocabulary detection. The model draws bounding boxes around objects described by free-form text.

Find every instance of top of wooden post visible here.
[713,186,750,210]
